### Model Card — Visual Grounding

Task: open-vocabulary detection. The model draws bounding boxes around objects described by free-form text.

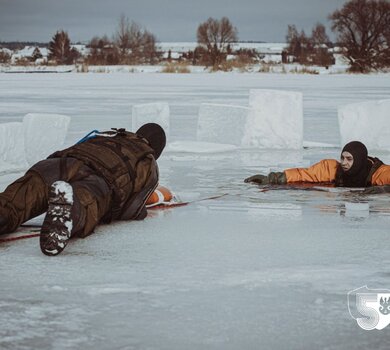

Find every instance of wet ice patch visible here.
[0,299,93,348]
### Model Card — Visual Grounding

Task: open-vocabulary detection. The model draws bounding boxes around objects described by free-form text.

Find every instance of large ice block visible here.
[338,99,390,150]
[197,103,250,146]
[0,122,28,172]
[23,113,71,166]
[242,89,303,149]
[132,102,170,139]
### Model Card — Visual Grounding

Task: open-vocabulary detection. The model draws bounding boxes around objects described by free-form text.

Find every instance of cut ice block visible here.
[338,99,390,150]
[197,103,250,146]
[0,122,28,172]
[132,102,170,140]
[242,89,303,149]
[23,113,70,166]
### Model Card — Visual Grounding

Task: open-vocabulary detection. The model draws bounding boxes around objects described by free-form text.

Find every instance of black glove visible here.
[244,172,287,185]
[361,185,390,194]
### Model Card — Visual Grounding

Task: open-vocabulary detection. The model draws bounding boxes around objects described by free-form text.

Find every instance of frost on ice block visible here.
[0,122,28,172]
[338,99,390,150]
[132,102,170,139]
[197,103,250,146]
[242,89,303,149]
[23,113,70,166]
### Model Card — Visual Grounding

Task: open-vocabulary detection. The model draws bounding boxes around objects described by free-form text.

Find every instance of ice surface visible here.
[166,140,237,153]
[132,102,170,140]
[0,122,28,173]
[338,99,390,150]
[23,113,70,166]
[197,103,250,146]
[242,89,303,149]
[1,73,390,349]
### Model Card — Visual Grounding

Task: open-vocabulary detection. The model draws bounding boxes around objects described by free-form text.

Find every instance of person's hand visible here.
[244,174,269,184]
[244,172,287,185]
[361,185,390,194]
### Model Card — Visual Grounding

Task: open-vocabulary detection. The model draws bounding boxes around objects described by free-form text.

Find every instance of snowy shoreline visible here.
[2,63,385,75]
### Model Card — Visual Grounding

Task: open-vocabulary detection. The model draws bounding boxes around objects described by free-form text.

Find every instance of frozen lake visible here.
[1,72,390,349]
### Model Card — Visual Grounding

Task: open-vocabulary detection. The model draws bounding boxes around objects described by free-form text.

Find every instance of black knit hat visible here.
[136,123,166,159]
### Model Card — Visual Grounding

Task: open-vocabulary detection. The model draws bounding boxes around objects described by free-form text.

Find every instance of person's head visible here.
[340,141,368,175]
[136,123,166,160]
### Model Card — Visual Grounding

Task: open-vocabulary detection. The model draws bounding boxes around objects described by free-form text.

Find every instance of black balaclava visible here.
[340,141,370,187]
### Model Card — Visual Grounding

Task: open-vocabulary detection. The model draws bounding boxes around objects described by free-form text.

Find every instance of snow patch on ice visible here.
[242,89,303,149]
[23,113,70,166]
[338,99,390,151]
[132,102,170,140]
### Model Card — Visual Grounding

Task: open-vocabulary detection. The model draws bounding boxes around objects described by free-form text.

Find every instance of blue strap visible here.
[76,129,100,144]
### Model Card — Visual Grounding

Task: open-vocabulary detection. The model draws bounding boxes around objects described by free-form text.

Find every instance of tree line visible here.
[1,0,389,72]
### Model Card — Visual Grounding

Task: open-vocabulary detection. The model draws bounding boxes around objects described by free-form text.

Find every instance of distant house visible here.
[11,46,49,64]
[157,42,287,63]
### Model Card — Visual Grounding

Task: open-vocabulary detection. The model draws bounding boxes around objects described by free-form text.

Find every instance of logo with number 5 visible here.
[348,286,390,330]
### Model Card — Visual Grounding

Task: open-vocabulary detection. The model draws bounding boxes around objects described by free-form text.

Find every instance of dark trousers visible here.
[0,158,112,237]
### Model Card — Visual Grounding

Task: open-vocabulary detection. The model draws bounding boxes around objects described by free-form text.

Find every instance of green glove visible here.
[361,185,390,194]
[244,174,269,184]
[244,172,287,185]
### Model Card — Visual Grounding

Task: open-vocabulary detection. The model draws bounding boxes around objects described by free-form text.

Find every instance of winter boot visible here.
[40,181,74,256]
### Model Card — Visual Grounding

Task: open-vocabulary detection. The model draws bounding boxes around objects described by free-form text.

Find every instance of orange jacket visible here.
[285,159,390,185]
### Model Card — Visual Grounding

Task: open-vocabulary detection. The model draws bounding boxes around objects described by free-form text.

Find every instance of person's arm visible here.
[371,164,390,186]
[362,164,390,194]
[245,159,339,185]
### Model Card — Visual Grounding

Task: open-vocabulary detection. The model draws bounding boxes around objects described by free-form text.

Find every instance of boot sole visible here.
[40,181,74,256]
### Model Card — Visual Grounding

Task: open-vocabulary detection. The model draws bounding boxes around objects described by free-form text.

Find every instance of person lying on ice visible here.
[0,123,166,256]
[245,141,390,192]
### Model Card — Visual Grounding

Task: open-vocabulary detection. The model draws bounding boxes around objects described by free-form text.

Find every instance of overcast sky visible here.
[0,0,347,43]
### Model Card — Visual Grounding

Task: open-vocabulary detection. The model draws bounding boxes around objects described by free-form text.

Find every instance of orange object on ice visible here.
[146,186,174,206]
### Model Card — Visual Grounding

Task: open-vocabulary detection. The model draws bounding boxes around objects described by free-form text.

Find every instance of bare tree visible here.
[141,30,158,64]
[0,50,11,64]
[114,15,158,64]
[329,0,390,72]
[197,17,238,68]
[87,36,119,65]
[286,23,334,66]
[115,15,132,62]
[285,25,312,64]
[48,30,78,64]
[310,23,334,66]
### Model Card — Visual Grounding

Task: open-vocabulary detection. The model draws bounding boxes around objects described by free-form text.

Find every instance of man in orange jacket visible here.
[245,141,390,192]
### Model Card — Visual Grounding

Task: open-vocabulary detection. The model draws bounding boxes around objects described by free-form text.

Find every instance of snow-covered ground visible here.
[1,73,390,349]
